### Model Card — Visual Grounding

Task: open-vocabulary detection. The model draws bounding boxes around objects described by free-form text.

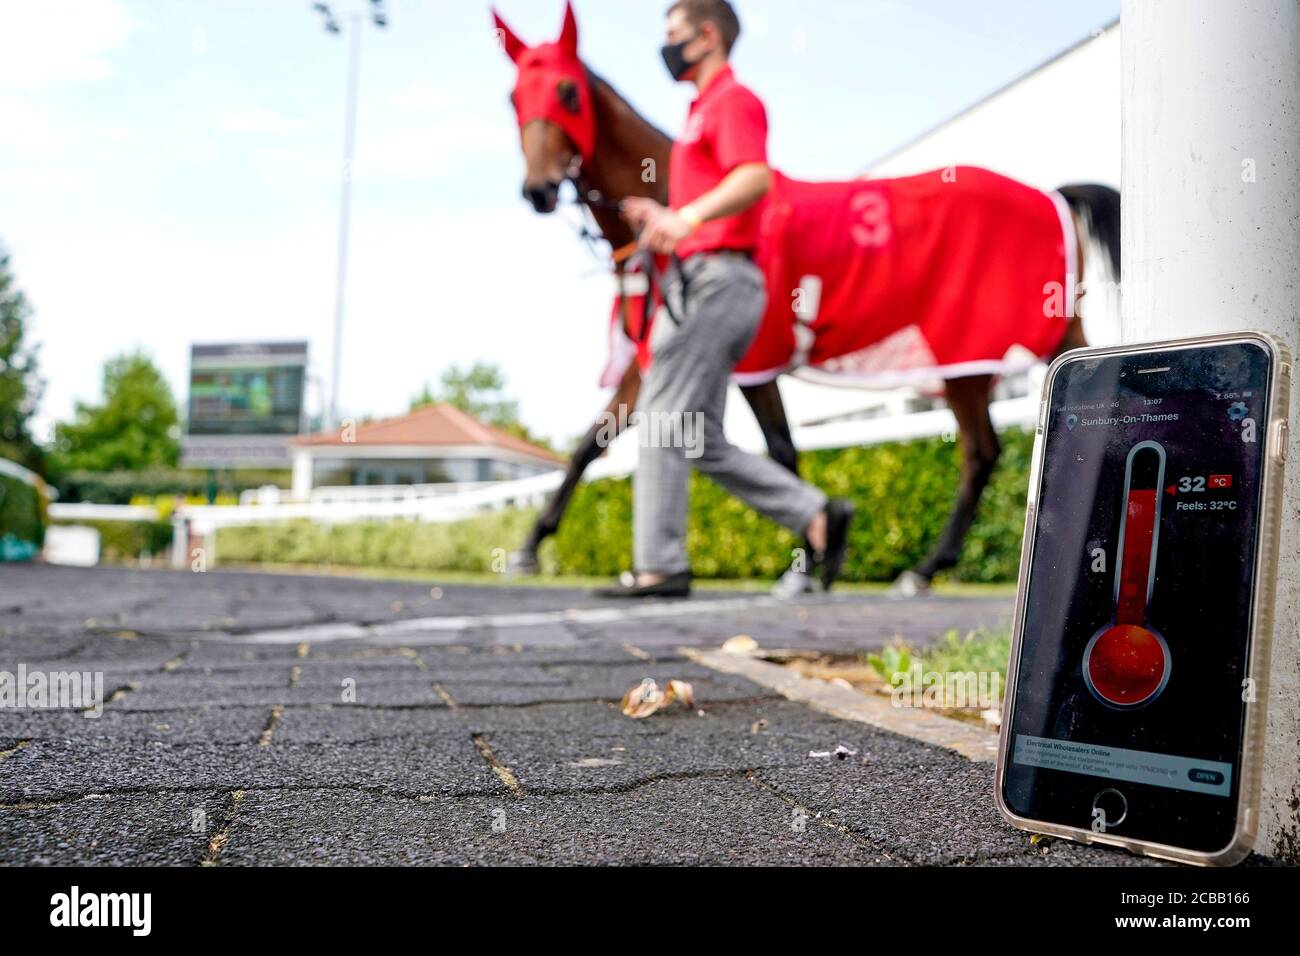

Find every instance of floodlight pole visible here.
[316,2,387,430]
[328,16,360,431]
[1121,0,1300,860]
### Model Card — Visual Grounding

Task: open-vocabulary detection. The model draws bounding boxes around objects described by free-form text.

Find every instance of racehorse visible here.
[494,2,1119,595]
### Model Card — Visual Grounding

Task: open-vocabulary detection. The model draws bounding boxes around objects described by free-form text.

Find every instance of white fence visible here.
[169,394,1038,532]
[238,480,500,507]
[48,503,157,522]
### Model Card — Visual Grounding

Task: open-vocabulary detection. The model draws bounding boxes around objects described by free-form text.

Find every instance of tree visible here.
[49,351,181,475]
[410,361,555,452]
[0,244,44,473]
[411,362,519,422]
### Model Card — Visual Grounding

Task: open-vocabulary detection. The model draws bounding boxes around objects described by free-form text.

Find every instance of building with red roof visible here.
[289,403,563,498]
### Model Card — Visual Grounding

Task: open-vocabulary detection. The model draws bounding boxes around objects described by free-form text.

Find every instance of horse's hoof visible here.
[505,550,540,577]
[772,567,818,599]
[888,570,931,599]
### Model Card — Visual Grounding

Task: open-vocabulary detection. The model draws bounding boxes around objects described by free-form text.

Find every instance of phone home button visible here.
[1092,788,1128,830]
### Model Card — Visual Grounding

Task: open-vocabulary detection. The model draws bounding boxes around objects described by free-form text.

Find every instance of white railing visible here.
[49,503,158,522]
[238,480,500,507]
[174,395,1038,532]
[186,469,566,531]
[790,394,1038,452]
[308,480,499,504]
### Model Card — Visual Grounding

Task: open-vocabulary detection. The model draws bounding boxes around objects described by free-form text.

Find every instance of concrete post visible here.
[292,449,314,502]
[170,512,188,571]
[1121,0,1300,859]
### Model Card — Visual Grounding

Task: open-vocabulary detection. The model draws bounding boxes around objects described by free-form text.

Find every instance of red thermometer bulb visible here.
[1083,440,1172,708]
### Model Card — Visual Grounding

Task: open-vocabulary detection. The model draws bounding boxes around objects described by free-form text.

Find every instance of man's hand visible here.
[621,197,695,255]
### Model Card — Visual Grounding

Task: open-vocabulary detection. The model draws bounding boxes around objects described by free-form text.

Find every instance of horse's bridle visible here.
[561,156,663,342]
[563,156,640,259]
[564,156,619,211]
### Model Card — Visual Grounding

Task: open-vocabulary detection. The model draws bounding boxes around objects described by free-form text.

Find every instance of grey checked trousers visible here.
[633,252,827,574]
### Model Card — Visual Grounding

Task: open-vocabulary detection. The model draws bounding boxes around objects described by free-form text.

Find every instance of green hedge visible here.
[0,470,46,561]
[216,429,1033,582]
[53,519,174,563]
[550,429,1033,582]
[0,471,46,561]
[55,468,290,505]
[217,508,544,574]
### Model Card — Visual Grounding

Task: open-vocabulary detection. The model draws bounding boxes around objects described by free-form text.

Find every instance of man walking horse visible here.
[494,0,1119,597]
[596,0,854,598]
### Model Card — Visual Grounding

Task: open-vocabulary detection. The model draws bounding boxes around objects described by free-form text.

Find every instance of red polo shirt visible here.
[669,65,768,260]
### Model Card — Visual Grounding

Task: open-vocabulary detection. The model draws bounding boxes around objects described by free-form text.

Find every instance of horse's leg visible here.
[738,379,798,476]
[508,363,641,574]
[893,374,1001,596]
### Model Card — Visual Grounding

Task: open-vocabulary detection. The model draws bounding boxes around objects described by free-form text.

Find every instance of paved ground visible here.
[0,564,1162,866]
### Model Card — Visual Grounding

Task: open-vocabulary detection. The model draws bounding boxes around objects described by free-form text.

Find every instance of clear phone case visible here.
[994,330,1292,866]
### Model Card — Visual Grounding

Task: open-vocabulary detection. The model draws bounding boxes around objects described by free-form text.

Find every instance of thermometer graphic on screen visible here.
[1082,439,1172,708]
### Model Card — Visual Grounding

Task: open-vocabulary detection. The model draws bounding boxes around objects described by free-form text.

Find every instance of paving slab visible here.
[114,684,301,710]
[214,779,892,866]
[432,682,626,707]
[0,706,268,744]
[271,696,872,744]
[486,727,845,795]
[0,791,230,866]
[295,662,569,687]
[0,737,503,803]
[272,705,465,744]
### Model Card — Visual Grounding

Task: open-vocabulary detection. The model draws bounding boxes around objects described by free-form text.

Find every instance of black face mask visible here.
[660,32,701,81]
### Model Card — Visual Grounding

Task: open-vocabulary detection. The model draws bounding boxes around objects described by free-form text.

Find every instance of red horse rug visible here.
[602,165,1075,389]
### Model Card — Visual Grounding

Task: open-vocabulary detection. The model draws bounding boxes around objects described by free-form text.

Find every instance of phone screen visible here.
[1001,340,1274,852]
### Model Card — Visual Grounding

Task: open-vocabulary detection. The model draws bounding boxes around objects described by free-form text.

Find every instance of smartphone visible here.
[996,332,1291,865]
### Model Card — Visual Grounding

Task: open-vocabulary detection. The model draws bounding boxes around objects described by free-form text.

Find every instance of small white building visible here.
[290,403,564,499]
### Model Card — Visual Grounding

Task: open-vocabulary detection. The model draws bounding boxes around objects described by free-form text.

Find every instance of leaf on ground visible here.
[619,678,697,719]
[720,634,758,656]
[664,679,694,709]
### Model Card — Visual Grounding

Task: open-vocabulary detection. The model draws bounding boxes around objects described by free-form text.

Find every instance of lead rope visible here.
[563,157,683,336]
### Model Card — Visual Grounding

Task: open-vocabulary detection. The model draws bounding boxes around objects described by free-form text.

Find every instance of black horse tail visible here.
[1057,182,1120,281]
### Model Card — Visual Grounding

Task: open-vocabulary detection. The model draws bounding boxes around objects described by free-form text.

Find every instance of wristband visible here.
[678,204,704,230]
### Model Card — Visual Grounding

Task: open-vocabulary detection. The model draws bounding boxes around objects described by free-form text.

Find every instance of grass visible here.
[867,626,1013,685]
[918,627,1014,676]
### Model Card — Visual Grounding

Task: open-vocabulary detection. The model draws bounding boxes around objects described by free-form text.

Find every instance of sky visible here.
[0,0,1118,448]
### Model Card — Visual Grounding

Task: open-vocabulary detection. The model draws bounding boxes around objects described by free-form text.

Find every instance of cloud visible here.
[354,114,515,182]
[0,0,134,92]
[385,84,462,111]
[0,94,65,155]
[213,106,311,137]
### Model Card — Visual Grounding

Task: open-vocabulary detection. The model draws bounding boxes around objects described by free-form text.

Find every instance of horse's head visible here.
[493,2,595,213]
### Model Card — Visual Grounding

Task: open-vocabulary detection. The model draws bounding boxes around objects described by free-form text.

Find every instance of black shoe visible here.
[593,570,692,598]
[816,498,855,592]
